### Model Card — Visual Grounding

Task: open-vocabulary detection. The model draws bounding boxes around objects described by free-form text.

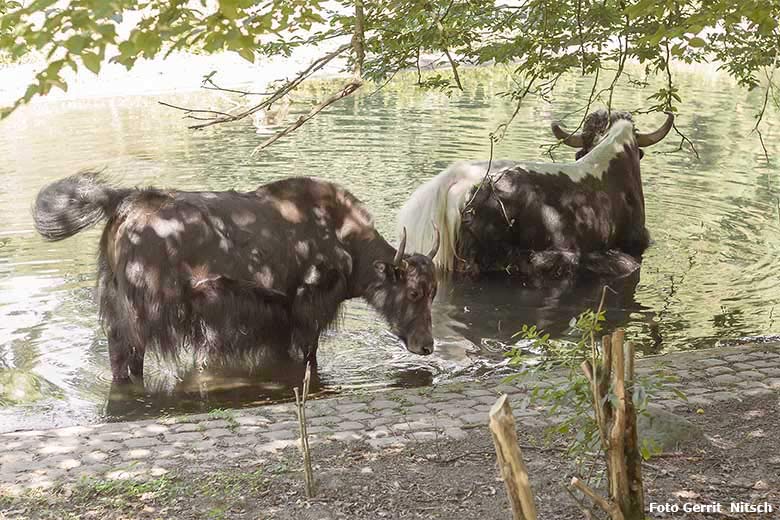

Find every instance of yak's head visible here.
[551,109,674,160]
[371,227,440,356]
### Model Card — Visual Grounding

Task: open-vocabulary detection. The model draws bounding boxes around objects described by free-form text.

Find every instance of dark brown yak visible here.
[33,173,440,383]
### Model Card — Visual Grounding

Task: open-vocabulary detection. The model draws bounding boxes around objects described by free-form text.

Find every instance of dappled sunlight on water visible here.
[1,67,779,430]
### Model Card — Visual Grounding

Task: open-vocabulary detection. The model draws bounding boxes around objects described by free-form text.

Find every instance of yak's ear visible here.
[374,261,395,282]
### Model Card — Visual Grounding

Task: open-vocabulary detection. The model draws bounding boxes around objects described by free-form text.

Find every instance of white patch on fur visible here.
[271,199,304,223]
[541,204,564,245]
[125,260,145,286]
[336,204,373,241]
[397,120,636,271]
[295,241,310,259]
[516,119,635,181]
[150,218,184,239]
[255,266,274,288]
[231,210,257,227]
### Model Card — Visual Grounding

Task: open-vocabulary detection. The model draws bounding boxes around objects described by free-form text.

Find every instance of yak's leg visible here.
[290,319,320,365]
[106,321,146,383]
[128,344,146,380]
[107,326,132,383]
[101,274,145,384]
[101,272,132,383]
[290,263,347,366]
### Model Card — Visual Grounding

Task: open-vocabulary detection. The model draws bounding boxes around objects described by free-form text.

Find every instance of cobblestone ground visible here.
[1,344,779,495]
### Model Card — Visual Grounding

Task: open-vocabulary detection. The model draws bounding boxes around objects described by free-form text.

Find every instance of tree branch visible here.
[352,0,365,80]
[443,48,463,90]
[752,66,774,163]
[250,0,366,154]
[160,42,351,130]
[571,477,624,520]
[250,79,362,155]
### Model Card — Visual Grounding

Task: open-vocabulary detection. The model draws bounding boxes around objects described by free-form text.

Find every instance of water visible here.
[1,68,778,432]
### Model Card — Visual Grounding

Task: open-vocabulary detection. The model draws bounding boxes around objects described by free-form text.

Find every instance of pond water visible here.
[1,67,779,432]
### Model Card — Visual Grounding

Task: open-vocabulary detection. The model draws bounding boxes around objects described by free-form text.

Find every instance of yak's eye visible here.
[409,289,420,301]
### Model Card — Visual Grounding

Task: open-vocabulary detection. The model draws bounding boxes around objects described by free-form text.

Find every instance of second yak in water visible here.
[397,110,674,280]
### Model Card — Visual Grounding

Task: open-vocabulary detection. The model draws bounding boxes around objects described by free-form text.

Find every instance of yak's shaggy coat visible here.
[34,174,438,382]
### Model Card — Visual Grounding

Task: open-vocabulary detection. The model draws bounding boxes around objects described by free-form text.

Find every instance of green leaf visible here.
[687,37,706,48]
[237,46,254,63]
[219,0,238,20]
[82,52,101,74]
[96,24,117,40]
[64,34,89,53]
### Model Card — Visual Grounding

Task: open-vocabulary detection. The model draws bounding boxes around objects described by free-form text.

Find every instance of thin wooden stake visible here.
[608,329,629,506]
[488,394,538,520]
[294,362,315,497]
[573,329,645,520]
[623,341,645,517]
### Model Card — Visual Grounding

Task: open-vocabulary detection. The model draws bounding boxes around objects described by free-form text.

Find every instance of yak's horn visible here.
[636,111,675,147]
[551,121,585,148]
[428,225,440,259]
[394,227,407,265]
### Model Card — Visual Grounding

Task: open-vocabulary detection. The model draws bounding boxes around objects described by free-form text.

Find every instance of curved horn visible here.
[394,227,407,265]
[427,225,440,259]
[636,111,674,147]
[551,121,585,148]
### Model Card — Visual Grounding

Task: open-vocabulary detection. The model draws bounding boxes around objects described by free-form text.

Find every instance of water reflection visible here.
[434,268,660,355]
[103,360,327,420]
[0,66,779,430]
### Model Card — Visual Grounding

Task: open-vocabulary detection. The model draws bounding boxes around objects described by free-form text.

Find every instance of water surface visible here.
[1,68,778,431]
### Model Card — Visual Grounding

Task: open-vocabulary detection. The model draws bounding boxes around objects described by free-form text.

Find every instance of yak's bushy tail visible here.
[33,171,132,241]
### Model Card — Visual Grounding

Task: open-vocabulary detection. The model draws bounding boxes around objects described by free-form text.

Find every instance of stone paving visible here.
[1,343,779,496]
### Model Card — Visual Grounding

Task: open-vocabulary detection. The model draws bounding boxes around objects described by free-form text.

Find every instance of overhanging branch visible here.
[249,0,366,154]
[250,79,362,155]
[159,42,352,130]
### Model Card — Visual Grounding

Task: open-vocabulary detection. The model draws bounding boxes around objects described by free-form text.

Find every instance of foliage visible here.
[1,1,778,130]
[208,407,239,431]
[505,308,681,470]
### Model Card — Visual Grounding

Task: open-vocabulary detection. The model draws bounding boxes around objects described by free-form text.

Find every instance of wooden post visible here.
[294,362,315,497]
[574,329,645,520]
[623,341,645,517]
[489,394,538,520]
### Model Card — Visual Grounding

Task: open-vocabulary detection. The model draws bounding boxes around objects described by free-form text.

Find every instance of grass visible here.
[387,394,412,407]
[444,382,466,393]
[208,408,240,432]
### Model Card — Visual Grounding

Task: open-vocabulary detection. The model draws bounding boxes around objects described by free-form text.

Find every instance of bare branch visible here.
[543,68,601,159]
[352,0,365,80]
[443,48,464,90]
[251,79,363,155]
[752,67,774,163]
[160,42,352,130]
[570,477,624,520]
[157,100,235,118]
[493,72,539,141]
[249,0,366,152]
[201,77,272,97]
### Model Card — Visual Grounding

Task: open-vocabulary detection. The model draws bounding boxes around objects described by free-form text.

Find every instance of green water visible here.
[0,67,778,431]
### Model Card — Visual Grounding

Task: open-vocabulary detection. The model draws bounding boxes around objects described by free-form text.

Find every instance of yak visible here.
[33,173,440,383]
[397,109,674,279]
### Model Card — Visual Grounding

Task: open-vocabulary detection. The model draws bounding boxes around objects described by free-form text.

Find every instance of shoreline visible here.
[1,341,778,496]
